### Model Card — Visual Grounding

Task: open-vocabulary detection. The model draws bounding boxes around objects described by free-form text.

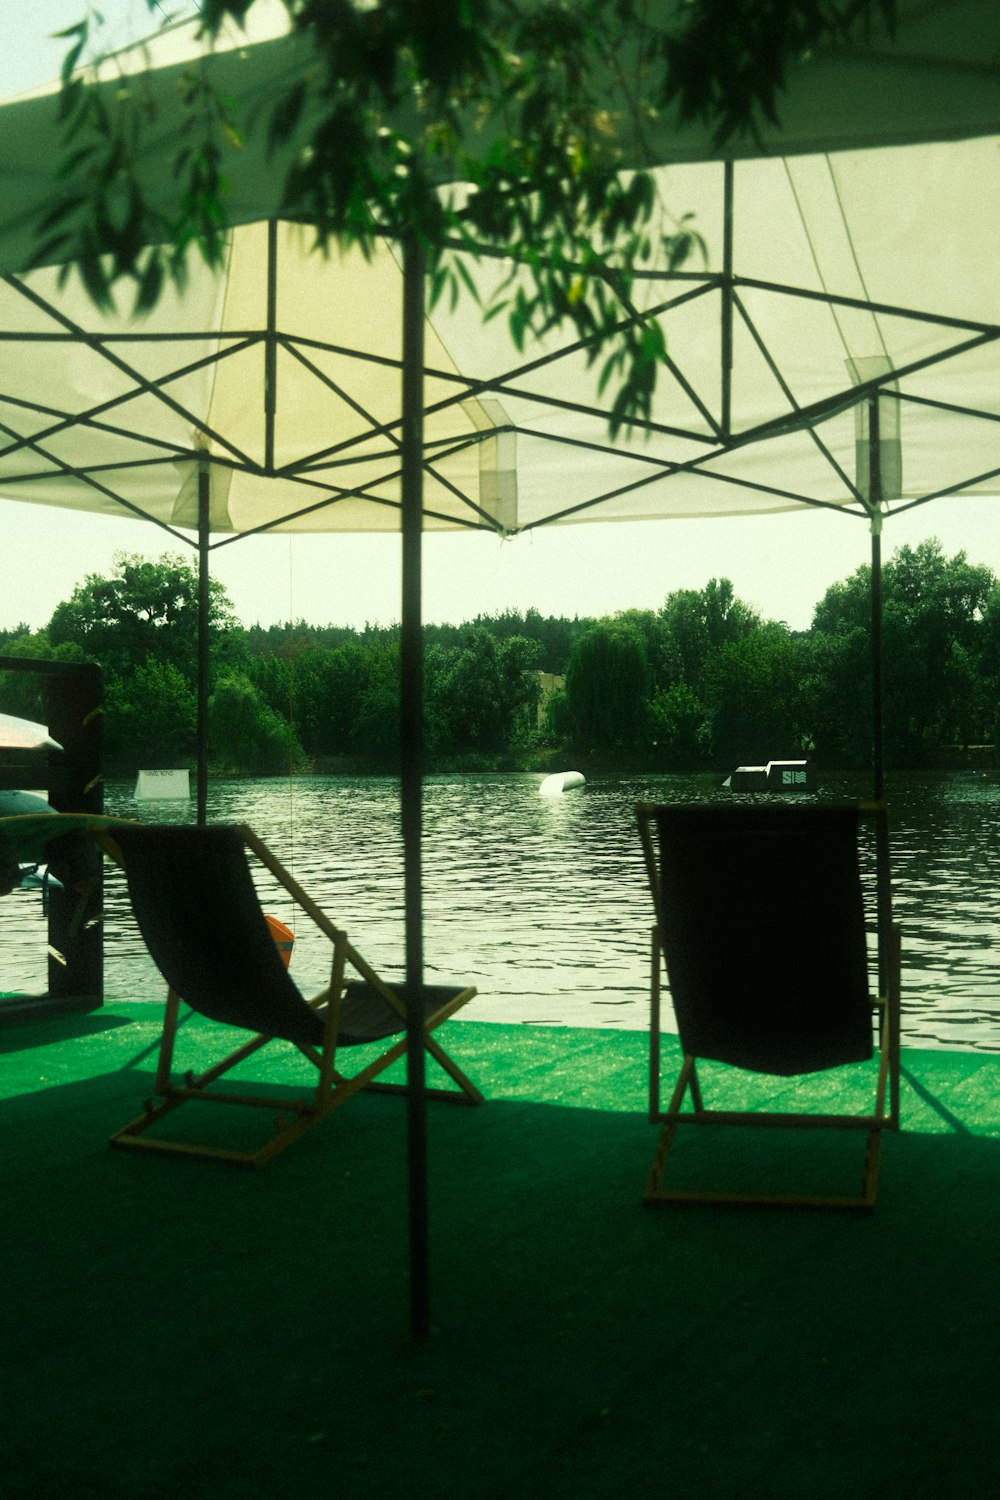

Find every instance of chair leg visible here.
[643,1055,887,1211]
[421,1030,484,1103]
[643,1121,679,1201]
[648,926,662,1120]
[888,922,902,1129]
[861,1127,882,1209]
[333,1029,483,1107]
[324,984,484,1106]
[154,989,182,1094]
[643,1057,698,1201]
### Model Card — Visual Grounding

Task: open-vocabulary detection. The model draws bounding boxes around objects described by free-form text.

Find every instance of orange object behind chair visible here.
[264,914,294,968]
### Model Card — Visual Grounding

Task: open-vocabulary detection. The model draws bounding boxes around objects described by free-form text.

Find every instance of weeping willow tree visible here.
[565,619,651,750]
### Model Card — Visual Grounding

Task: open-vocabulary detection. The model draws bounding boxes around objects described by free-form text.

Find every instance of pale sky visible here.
[4,1,1000,638]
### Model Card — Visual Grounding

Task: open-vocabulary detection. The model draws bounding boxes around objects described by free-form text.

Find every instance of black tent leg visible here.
[401,235,429,1339]
[868,409,891,1001]
[197,460,210,827]
[870,518,884,804]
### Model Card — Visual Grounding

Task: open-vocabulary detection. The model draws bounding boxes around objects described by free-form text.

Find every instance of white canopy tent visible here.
[2,0,999,1331]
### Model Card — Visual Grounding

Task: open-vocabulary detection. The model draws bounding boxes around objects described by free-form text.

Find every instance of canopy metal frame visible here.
[4,166,1000,545]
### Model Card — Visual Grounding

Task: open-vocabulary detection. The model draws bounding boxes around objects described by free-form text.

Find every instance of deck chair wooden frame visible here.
[636,800,901,1212]
[106,824,482,1166]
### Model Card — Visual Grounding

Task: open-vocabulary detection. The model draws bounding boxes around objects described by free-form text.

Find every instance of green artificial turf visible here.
[2,1005,1000,1500]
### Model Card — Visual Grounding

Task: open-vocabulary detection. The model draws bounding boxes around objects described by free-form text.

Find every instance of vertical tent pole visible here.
[400,234,429,1338]
[197,457,210,827]
[265,220,278,473]
[721,161,734,441]
[870,510,884,802]
[867,395,892,1003]
[868,390,885,802]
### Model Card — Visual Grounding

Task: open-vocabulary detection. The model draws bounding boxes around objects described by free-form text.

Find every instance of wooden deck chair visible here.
[635,801,901,1211]
[105,823,482,1165]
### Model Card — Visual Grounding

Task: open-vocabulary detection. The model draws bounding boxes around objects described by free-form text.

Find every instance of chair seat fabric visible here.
[339,982,469,1046]
[655,804,873,1075]
[113,824,326,1048]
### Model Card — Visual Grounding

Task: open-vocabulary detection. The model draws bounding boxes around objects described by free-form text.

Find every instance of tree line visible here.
[1,538,998,778]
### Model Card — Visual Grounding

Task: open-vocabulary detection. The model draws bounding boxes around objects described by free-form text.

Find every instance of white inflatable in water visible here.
[539,770,586,796]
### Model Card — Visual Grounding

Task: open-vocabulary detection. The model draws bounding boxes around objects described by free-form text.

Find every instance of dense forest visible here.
[2,539,999,777]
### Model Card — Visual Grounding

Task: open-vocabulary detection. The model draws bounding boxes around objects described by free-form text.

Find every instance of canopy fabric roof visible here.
[1,143,998,540]
[0,0,998,545]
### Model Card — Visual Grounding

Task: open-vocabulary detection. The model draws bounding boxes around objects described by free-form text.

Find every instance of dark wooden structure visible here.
[0,657,103,1019]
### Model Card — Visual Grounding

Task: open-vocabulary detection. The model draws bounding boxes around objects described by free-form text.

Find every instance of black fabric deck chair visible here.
[106,824,482,1165]
[635,801,901,1210]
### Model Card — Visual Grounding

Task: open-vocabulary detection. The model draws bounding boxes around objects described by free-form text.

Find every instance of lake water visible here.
[3,770,1000,1052]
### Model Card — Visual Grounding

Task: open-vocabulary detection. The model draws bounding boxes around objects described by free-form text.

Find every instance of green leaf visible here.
[453,254,483,307]
[481,300,509,324]
[428,264,449,311]
[135,253,165,316]
[77,253,114,311]
[267,82,306,155]
[56,21,87,88]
